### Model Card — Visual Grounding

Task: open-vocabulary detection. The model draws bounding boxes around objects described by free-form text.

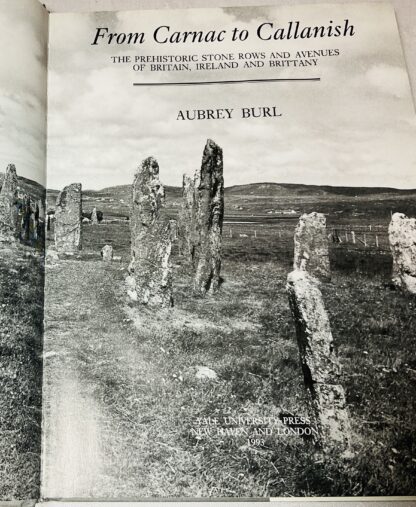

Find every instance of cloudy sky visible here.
[0,0,48,186]
[47,3,416,190]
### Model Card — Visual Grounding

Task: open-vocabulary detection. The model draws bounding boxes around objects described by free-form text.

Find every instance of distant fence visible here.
[328,225,389,253]
[223,221,390,250]
[46,215,392,269]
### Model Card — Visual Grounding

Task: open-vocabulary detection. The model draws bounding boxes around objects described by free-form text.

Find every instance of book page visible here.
[0,0,48,500]
[44,2,416,500]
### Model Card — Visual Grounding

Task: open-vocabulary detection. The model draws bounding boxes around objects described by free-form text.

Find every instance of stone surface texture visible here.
[388,212,416,295]
[129,157,173,307]
[293,212,330,282]
[178,174,197,263]
[193,139,224,295]
[54,183,82,253]
[287,269,351,454]
[0,164,18,241]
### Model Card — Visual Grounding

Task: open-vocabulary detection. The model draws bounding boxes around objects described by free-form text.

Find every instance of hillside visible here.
[45,181,416,221]
[48,181,416,201]
[0,174,45,201]
[226,182,416,197]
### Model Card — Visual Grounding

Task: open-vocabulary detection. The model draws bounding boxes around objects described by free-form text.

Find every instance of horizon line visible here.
[44,181,416,193]
[6,173,416,193]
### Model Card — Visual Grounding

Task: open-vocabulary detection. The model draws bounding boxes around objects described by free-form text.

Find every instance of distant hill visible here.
[96,181,416,198]
[47,185,181,207]
[225,182,416,197]
[45,181,416,209]
[0,173,45,201]
[96,185,182,199]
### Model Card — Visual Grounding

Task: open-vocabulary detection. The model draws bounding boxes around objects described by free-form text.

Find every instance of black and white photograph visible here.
[0,0,48,500]
[40,2,416,499]
[1,0,416,502]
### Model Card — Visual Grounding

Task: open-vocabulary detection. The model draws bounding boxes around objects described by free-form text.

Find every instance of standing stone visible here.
[169,219,178,242]
[129,157,173,307]
[388,212,416,294]
[178,174,198,263]
[130,157,164,252]
[0,164,18,241]
[293,212,331,282]
[22,195,31,242]
[101,244,113,261]
[286,269,351,455]
[38,199,45,221]
[36,199,45,242]
[91,207,98,225]
[54,183,82,253]
[193,139,224,295]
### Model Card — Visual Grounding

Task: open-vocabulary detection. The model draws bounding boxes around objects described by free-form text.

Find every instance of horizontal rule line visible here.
[133,77,320,87]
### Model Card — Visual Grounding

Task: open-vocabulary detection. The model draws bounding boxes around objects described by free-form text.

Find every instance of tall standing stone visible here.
[0,164,18,241]
[293,212,331,282]
[54,183,82,253]
[388,212,416,295]
[178,174,197,263]
[35,198,45,242]
[286,269,351,455]
[129,157,173,307]
[193,139,224,295]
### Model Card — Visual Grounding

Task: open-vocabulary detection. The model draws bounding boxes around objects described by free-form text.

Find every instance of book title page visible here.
[43,3,416,500]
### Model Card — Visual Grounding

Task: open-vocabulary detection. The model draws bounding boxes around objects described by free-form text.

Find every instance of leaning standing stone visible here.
[193,139,224,295]
[129,157,173,307]
[54,183,82,253]
[0,164,18,241]
[293,212,331,282]
[286,269,351,454]
[388,212,416,295]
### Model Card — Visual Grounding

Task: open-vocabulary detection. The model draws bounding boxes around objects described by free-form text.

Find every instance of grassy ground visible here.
[42,225,416,497]
[0,244,43,500]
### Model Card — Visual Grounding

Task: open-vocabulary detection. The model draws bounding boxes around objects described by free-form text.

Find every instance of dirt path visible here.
[41,258,192,499]
[41,255,299,499]
[42,365,102,498]
[41,259,130,499]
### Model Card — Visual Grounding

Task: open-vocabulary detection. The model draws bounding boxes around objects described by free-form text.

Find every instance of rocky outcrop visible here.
[193,139,224,295]
[388,212,416,295]
[129,157,173,307]
[293,212,330,282]
[287,269,351,454]
[54,183,82,253]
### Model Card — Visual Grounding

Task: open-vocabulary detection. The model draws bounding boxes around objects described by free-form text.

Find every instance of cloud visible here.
[365,64,411,98]
[0,0,48,185]
[46,3,416,191]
